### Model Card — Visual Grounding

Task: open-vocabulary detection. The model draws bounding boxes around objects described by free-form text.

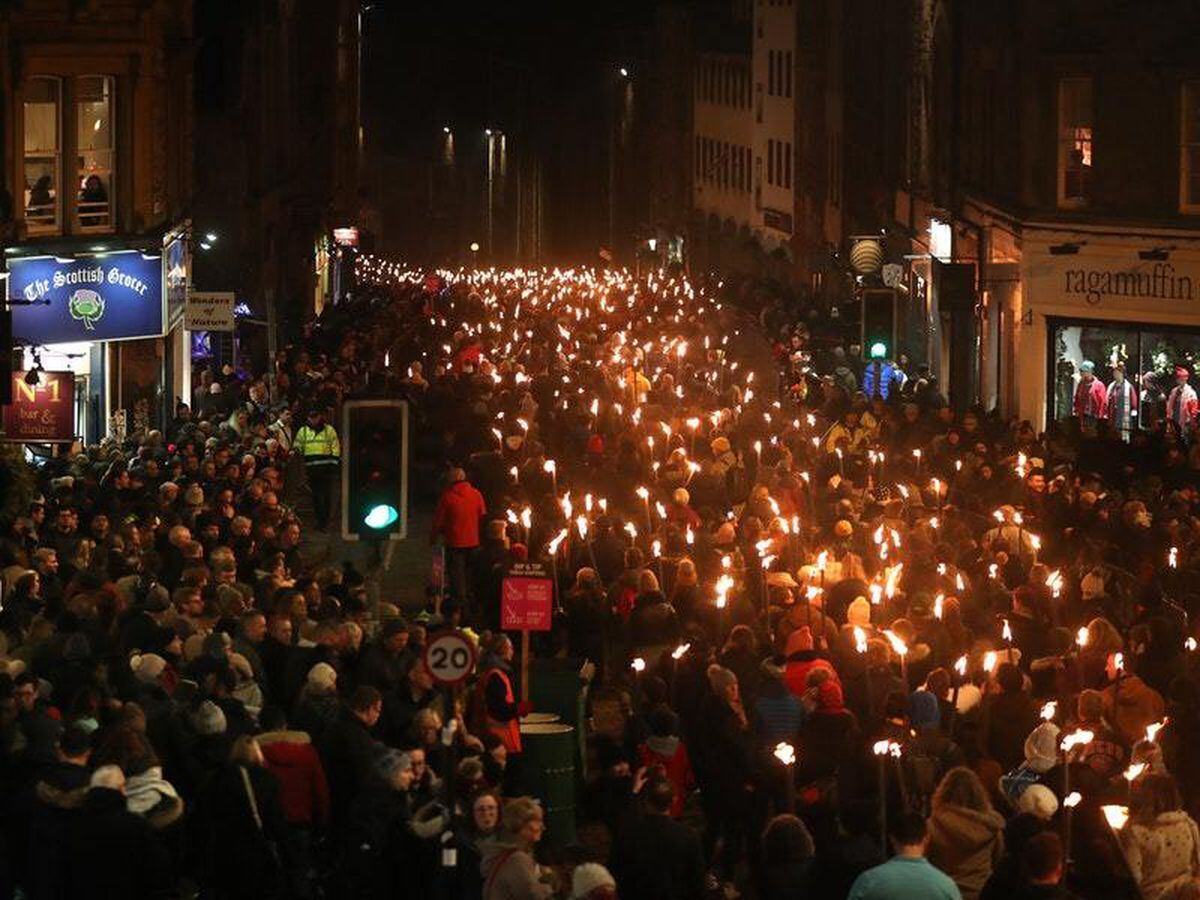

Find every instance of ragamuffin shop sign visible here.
[2,372,75,443]
[1028,244,1200,312]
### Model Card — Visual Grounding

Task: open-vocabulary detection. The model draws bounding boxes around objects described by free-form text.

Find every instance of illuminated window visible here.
[76,75,114,230]
[23,77,60,233]
[1058,77,1093,207]
[1182,82,1200,212]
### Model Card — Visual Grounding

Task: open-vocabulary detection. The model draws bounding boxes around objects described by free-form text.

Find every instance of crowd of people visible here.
[2,257,1200,900]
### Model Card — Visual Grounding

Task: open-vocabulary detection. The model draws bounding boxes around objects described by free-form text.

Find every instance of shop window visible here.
[1058,77,1093,207]
[1049,320,1200,432]
[1182,82,1200,212]
[23,77,60,233]
[76,76,114,230]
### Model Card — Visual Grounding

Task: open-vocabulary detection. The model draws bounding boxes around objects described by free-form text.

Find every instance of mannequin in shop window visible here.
[1104,363,1139,442]
[1072,360,1107,437]
[1166,365,1198,441]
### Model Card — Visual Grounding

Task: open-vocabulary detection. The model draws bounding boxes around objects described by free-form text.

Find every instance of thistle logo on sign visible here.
[68,289,106,330]
[7,251,163,343]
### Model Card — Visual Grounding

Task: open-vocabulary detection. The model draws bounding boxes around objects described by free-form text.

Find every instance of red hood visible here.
[446,481,476,498]
[259,731,315,768]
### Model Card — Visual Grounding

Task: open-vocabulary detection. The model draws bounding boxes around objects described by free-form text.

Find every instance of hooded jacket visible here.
[259,729,331,827]
[480,836,553,900]
[637,735,695,817]
[1103,675,1166,747]
[783,627,839,697]
[432,480,487,548]
[926,803,1006,900]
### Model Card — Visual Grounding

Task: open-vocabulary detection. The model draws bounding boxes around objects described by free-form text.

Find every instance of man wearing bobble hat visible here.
[1072,360,1107,436]
[1166,364,1198,440]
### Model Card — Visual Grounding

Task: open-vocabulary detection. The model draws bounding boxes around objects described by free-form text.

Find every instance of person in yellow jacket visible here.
[293,408,341,530]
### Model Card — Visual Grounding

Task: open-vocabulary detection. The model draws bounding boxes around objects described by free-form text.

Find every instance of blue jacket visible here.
[862,360,901,400]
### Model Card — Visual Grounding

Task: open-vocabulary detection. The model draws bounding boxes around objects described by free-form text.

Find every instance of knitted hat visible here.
[847,597,872,627]
[710,436,731,455]
[1017,784,1059,820]
[909,690,941,729]
[307,662,338,692]
[834,519,854,539]
[672,487,690,506]
[189,700,227,737]
[572,864,617,899]
[1023,722,1061,773]
[129,652,167,683]
[183,485,205,507]
[714,522,737,545]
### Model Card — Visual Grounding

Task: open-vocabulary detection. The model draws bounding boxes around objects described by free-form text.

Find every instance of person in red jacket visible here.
[783,626,839,698]
[1072,360,1107,436]
[637,705,695,817]
[431,467,487,604]
[257,706,330,894]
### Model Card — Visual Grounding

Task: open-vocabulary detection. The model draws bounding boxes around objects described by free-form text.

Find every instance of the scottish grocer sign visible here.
[7,250,164,343]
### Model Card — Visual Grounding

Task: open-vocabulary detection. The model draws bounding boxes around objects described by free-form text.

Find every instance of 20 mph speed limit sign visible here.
[422,630,477,687]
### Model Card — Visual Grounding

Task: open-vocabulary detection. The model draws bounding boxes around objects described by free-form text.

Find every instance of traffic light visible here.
[342,400,409,540]
[860,288,896,360]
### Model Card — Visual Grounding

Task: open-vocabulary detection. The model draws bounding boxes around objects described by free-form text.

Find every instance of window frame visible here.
[22,75,63,235]
[1181,81,1200,213]
[1057,76,1093,209]
[74,74,116,234]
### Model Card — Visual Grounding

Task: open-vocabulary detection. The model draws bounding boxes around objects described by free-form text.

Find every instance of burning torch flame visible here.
[1061,729,1095,752]
[774,742,796,766]
[1102,805,1130,831]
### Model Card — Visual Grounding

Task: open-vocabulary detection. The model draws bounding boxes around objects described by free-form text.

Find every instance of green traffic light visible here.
[364,504,399,529]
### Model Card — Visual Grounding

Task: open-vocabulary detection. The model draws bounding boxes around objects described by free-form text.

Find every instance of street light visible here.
[469,242,480,253]
[443,126,451,134]
[618,66,629,77]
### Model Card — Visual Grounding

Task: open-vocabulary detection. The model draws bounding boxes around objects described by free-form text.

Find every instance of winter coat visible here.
[480,837,553,900]
[691,693,756,815]
[609,811,707,900]
[1119,811,1200,900]
[784,651,838,698]
[926,803,1006,900]
[259,729,331,827]
[25,762,90,900]
[432,481,487,548]
[124,766,184,829]
[336,779,417,900]
[65,787,174,899]
[983,691,1039,772]
[1103,675,1166,747]
[318,709,381,827]
[638,735,696,818]
[196,764,287,900]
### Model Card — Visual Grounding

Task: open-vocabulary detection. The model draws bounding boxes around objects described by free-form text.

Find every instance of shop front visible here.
[1016,227,1200,431]
[5,244,177,443]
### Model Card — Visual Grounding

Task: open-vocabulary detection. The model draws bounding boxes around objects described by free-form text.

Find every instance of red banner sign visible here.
[3,372,75,442]
[501,576,554,632]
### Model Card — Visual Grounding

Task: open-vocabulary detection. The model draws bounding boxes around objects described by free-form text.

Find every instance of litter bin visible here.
[530,661,588,777]
[518,722,576,848]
